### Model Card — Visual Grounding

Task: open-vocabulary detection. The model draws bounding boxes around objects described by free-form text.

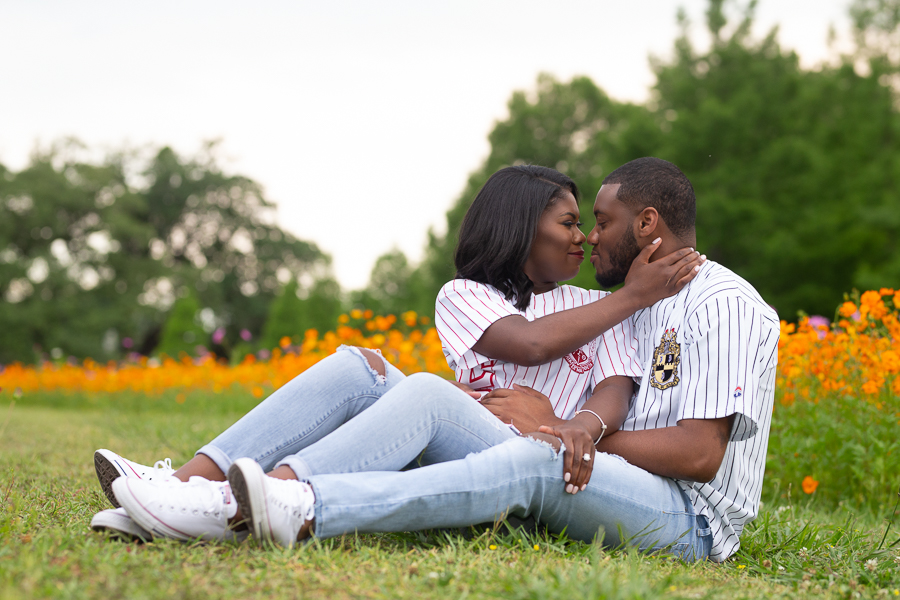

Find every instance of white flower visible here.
[866,558,878,572]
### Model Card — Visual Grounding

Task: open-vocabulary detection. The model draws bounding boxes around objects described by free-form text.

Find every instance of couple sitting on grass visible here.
[91,157,778,563]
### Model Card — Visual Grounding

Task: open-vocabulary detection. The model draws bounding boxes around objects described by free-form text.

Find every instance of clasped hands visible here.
[448,381,596,494]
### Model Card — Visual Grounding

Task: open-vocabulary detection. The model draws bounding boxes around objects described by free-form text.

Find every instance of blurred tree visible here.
[259,279,305,351]
[156,290,205,357]
[352,249,414,316]
[849,0,900,63]
[0,141,332,363]
[299,276,343,333]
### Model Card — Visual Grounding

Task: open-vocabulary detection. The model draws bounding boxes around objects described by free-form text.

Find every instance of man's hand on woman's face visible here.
[480,385,560,433]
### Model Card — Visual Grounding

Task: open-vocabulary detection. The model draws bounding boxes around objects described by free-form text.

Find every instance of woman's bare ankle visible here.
[173,454,226,482]
[268,465,299,481]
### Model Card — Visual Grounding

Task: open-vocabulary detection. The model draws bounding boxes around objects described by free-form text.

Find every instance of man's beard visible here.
[594,228,641,288]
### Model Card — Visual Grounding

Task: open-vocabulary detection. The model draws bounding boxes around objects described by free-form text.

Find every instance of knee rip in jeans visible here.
[522,435,566,458]
[339,345,387,385]
[600,451,630,466]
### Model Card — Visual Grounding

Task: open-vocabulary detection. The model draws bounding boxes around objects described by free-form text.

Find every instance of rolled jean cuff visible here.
[275,455,314,480]
[195,444,235,477]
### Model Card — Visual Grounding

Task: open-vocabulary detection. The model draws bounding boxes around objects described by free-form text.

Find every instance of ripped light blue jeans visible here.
[199,347,711,560]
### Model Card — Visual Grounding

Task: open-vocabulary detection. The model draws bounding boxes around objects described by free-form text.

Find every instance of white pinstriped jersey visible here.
[435,280,642,421]
[622,260,779,561]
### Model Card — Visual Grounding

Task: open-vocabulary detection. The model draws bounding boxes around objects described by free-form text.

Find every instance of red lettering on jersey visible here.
[468,360,497,390]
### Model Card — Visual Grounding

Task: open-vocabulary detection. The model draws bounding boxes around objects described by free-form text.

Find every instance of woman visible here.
[92,165,702,547]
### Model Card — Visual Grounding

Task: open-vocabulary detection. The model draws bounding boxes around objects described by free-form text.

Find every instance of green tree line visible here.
[0,141,341,363]
[3,0,899,364]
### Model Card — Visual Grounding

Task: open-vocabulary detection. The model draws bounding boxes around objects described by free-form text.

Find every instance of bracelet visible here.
[574,409,607,445]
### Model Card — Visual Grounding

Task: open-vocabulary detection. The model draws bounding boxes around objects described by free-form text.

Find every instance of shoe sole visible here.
[94,450,127,508]
[228,459,274,546]
[91,511,153,543]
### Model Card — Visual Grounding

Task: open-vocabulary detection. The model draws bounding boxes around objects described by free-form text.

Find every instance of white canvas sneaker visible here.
[90,507,153,542]
[94,448,176,508]
[227,457,315,549]
[113,476,246,542]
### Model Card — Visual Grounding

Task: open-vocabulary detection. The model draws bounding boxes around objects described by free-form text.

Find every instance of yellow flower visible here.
[489,544,497,550]
[533,544,540,551]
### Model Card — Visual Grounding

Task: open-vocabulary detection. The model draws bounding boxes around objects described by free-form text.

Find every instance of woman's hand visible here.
[621,239,705,308]
[446,380,482,399]
[481,385,559,433]
[537,421,596,494]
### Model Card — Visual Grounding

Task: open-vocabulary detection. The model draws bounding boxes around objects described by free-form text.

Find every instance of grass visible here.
[2,401,900,599]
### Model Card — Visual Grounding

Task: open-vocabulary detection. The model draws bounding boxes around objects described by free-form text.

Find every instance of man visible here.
[223,157,779,562]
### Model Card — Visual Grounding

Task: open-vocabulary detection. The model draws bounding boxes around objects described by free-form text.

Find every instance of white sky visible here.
[0,0,852,290]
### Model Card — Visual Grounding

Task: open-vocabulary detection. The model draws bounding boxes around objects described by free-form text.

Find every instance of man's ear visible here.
[634,207,660,240]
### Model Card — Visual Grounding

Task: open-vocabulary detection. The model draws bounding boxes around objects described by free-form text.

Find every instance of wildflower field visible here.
[1,292,899,599]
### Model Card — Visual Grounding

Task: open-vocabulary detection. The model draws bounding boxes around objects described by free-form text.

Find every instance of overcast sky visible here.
[0,0,852,289]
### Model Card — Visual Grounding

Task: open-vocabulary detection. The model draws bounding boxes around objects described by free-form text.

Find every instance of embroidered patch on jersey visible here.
[650,328,681,390]
[734,386,742,399]
[564,347,592,374]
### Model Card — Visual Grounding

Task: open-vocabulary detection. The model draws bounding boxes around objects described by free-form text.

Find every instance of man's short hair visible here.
[602,157,696,239]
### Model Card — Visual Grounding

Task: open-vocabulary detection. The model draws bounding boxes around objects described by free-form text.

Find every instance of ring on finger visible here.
[582,453,592,462]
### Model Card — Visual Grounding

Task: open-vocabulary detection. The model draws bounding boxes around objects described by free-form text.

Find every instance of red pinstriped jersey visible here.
[435,280,641,421]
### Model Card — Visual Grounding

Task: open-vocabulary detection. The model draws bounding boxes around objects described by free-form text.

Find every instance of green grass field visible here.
[1,400,899,599]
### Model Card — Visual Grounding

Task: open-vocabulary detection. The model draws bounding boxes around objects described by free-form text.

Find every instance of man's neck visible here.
[652,234,697,261]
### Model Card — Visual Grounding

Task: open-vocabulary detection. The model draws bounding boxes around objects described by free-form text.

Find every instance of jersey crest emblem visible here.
[650,328,681,390]
[564,347,592,374]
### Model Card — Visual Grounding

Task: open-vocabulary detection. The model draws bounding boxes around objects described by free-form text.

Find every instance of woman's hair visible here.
[454,165,579,311]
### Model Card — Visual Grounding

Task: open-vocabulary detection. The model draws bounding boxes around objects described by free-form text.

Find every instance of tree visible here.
[259,280,306,351]
[352,249,414,316]
[156,290,206,357]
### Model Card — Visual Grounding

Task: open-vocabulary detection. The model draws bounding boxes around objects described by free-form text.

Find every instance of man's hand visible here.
[480,385,560,433]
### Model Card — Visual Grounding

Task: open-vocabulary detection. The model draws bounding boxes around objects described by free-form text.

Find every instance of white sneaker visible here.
[228,457,315,549]
[113,476,246,542]
[90,507,153,542]
[94,449,176,508]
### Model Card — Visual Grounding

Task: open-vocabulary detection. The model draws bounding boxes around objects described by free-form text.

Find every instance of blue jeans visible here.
[200,347,518,476]
[199,347,711,560]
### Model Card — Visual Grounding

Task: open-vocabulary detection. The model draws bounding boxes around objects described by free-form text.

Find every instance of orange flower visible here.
[838,302,858,318]
[801,476,819,494]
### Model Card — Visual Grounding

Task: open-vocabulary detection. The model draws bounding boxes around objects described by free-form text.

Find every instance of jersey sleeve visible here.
[678,295,778,442]
[592,314,643,385]
[435,280,520,371]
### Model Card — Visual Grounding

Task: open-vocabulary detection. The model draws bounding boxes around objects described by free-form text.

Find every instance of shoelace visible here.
[153,458,173,473]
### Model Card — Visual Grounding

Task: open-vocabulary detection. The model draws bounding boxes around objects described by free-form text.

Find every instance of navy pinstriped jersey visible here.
[622,260,779,561]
